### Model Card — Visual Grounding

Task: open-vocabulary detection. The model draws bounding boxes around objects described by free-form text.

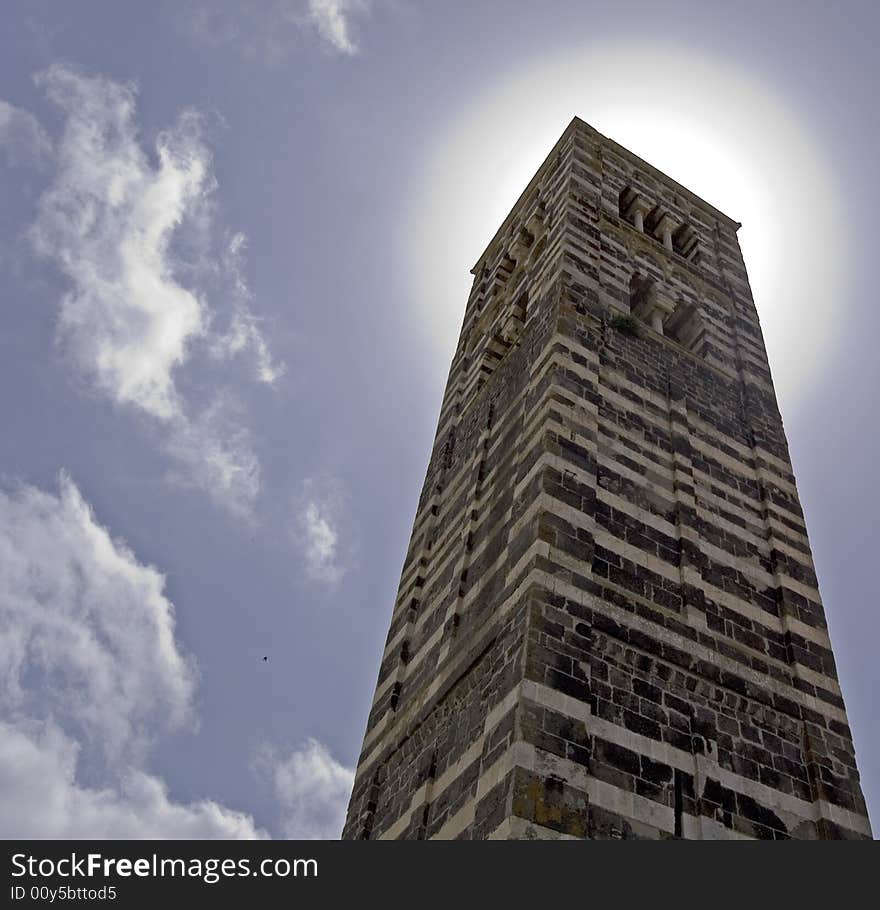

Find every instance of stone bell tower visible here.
[343,117,871,839]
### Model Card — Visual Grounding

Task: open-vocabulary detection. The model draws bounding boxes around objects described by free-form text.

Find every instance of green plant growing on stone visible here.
[610,312,640,336]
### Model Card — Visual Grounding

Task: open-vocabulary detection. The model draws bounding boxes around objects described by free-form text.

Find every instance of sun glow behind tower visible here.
[406,44,846,422]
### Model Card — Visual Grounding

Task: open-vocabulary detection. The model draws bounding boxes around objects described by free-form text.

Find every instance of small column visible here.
[644,289,675,336]
[628,197,651,233]
[656,213,677,252]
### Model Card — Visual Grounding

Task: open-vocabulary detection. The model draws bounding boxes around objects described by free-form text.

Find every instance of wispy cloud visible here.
[294,476,350,586]
[256,739,353,838]
[27,64,282,516]
[303,0,362,55]
[208,232,286,385]
[0,97,52,168]
[181,1,370,63]
[162,396,262,518]
[0,473,264,838]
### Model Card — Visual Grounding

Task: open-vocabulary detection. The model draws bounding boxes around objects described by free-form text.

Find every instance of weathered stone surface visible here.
[342,117,872,840]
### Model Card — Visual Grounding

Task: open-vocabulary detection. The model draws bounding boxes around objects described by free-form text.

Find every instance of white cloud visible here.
[305,0,362,55]
[1,471,353,840]
[0,472,195,766]
[28,64,281,515]
[0,721,263,839]
[0,473,262,838]
[257,739,353,839]
[294,477,349,585]
[0,97,52,168]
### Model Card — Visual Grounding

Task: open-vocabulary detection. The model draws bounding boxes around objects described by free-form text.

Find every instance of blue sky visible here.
[0,0,877,838]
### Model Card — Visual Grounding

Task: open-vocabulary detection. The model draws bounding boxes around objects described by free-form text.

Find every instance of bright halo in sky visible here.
[406,44,846,423]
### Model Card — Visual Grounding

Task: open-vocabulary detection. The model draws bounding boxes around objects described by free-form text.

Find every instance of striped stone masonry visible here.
[342,117,871,840]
